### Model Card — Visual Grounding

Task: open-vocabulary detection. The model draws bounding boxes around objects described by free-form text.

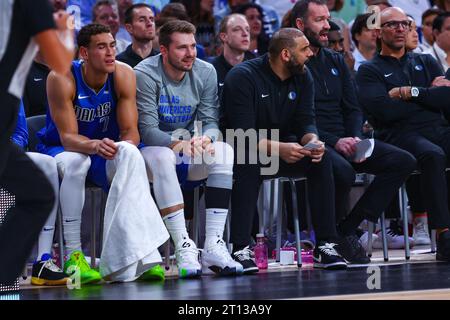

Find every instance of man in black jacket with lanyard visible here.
[357,6,450,261]
[291,0,416,264]
[224,28,348,271]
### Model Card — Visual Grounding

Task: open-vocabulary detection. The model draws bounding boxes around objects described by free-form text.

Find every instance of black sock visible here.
[205,186,231,209]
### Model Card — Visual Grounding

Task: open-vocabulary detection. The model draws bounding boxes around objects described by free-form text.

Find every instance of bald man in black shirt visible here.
[224,28,348,271]
[357,7,450,262]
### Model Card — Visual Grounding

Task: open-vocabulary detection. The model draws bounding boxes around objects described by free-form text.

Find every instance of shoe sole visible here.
[80,276,102,285]
[139,274,165,281]
[313,262,347,270]
[414,239,431,245]
[31,277,70,286]
[243,266,259,274]
[208,266,237,276]
[179,269,202,278]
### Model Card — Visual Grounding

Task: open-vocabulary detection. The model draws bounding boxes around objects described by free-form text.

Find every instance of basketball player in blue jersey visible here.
[37,24,169,284]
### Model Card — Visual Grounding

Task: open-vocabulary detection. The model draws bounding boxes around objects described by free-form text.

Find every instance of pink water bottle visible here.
[254,233,268,269]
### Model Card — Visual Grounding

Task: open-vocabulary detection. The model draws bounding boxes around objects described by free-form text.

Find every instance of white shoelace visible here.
[38,259,63,278]
[234,246,254,261]
[207,239,234,262]
[318,243,340,257]
[177,240,200,265]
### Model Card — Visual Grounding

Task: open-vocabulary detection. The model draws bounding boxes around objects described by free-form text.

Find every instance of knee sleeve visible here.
[140,146,177,181]
[55,151,91,181]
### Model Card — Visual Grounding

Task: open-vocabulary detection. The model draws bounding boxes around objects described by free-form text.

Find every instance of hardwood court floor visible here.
[14,246,450,300]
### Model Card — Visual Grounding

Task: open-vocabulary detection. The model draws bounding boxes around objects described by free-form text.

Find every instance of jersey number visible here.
[100,116,110,132]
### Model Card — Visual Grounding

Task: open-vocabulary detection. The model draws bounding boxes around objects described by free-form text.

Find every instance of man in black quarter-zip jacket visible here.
[291,0,416,265]
[357,6,450,262]
[224,28,350,271]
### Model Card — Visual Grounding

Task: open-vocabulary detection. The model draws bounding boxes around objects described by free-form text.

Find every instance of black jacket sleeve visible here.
[414,54,450,112]
[356,63,417,125]
[293,69,318,140]
[222,67,256,132]
[338,54,363,139]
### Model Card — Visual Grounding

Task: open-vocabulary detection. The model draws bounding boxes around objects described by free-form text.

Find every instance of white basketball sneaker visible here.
[202,236,244,276]
[175,236,202,278]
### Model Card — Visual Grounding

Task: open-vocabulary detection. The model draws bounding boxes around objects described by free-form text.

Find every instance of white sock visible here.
[163,209,189,246]
[63,217,82,255]
[205,208,228,247]
[37,226,55,260]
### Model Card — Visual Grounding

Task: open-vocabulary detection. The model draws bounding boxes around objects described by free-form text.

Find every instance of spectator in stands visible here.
[116,0,133,44]
[281,9,293,28]
[67,0,96,29]
[182,0,217,57]
[327,0,351,52]
[211,13,254,131]
[116,3,159,68]
[234,3,270,56]
[406,15,420,52]
[159,2,190,21]
[435,0,450,12]
[389,0,431,25]
[92,0,128,53]
[419,8,443,52]
[328,20,356,72]
[216,0,280,38]
[292,0,416,263]
[425,12,450,72]
[351,13,378,71]
[356,7,450,262]
[365,0,392,11]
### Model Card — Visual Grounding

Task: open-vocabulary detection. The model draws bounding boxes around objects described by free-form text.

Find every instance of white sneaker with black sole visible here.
[202,237,244,276]
[313,241,347,270]
[231,246,259,274]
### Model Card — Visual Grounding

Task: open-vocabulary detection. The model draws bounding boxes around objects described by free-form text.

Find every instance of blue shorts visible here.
[176,162,204,190]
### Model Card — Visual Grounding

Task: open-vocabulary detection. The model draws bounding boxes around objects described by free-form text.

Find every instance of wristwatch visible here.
[411,87,419,98]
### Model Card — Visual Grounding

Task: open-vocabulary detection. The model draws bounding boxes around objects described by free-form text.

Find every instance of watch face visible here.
[412,87,419,97]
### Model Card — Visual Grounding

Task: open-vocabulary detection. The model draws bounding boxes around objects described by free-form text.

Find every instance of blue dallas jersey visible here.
[38,60,119,146]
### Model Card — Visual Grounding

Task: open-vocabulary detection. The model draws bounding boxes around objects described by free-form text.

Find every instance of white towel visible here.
[99,142,169,282]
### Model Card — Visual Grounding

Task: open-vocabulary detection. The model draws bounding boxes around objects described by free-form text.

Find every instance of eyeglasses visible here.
[381,20,412,30]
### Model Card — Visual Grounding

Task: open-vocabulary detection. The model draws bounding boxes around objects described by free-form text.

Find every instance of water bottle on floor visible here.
[254,233,268,269]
